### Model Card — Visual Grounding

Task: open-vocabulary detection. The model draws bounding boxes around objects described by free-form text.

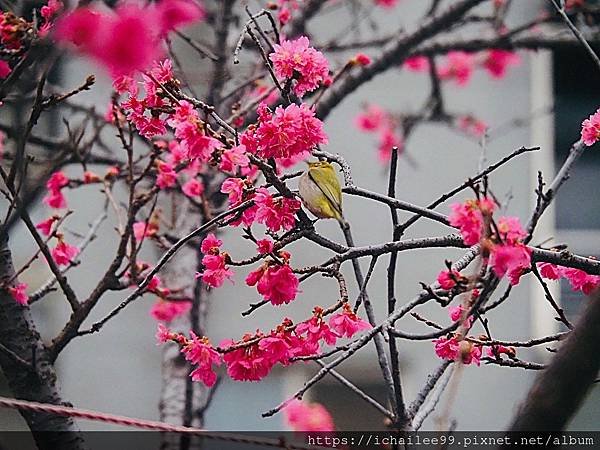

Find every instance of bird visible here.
[298,160,345,224]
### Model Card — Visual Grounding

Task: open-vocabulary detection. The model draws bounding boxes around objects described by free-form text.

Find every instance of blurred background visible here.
[1,0,599,432]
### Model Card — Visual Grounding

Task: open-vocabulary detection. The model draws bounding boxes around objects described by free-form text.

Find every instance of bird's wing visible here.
[308,167,343,217]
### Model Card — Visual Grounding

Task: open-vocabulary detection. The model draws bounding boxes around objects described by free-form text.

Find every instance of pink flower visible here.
[448,304,473,328]
[221,337,273,382]
[8,283,28,306]
[155,0,205,35]
[219,145,250,173]
[182,178,204,198]
[156,161,177,189]
[46,171,69,191]
[201,233,222,254]
[284,399,335,432]
[437,269,463,290]
[297,311,339,347]
[251,263,299,305]
[486,344,515,358]
[0,60,11,79]
[460,341,482,366]
[581,108,600,146]
[449,197,495,246]
[155,323,172,344]
[183,332,222,387]
[354,104,386,132]
[198,254,233,288]
[482,49,520,79]
[378,127,403,162]
[538,262,561,280]
[258,325,296,365]
[434,337,481,365]
[133,220,158,242]
[458,115,488,138]
[269,36,329,97]
[56,4,164,77]
[374,0,399,8]
[496,216,527,242]
[43,190,67,209]
[490,242,532,285]
[36,216,58,236]
[404,56,430,72]
[561,268,600,295]
[256,238,274,255]
[51,239,79,266]
[220,177,246,204]
[254,188,300,232]
[353,53,371,66]
[242,103,327,160]
[328,303,371,338]
[438,51,474,86]
[434,336,460,360]
[150,299,192,322]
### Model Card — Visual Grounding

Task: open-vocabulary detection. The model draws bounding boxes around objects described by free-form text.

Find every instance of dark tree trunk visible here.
[0,233,85,450]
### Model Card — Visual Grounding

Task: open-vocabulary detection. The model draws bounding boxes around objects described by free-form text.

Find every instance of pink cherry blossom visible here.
[182,178,204,198]
[242,103,327,160]
[496,216,527,242]
[561,267,600,295]
[486,344,516,358]
[297,310,339,347]
[449,197,496,246]
[46,171,69,191]
[437,269,463,290]
[458,115,488,138]
[36,216,58,236]
[490,242,532,285]
[538,262,561,280]
[133,220,158,242]
[248,263,299,305]
[198,254,233,288]
[378,127,403,162]
[150,299,192,322]
[438,51,474,86]
[156,161,177,189]
[482,49,520,79]
[374,0,399,8]
[182,332,222,387]
[8,282,28,306]
[581,108,600,146]
[404,56,430,72]
[201,233,222,254]
[448,304,473,328]
[354,104,386,132]
[221,336,273,382]
[219,145,250,173]
[256,239,274,255]
[328,303,371,338]
[284,399,335,432]
[52,239,79,266]
[155,0,205,35]
[434,336,460,360]
[0,60,11,78]
[155,323,172,344]
[269,36,329,97]
[254,188,300,232]
[353,53,371,66]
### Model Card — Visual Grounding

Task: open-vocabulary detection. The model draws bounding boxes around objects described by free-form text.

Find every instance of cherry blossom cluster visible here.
[156,304,371,386]
[55,0,204,77]
[538,262,600,295]
[581,108,600,146]
[354,104,404,162]
[269,36,330,97]
[405,49,521,85]
[449,197,532,285]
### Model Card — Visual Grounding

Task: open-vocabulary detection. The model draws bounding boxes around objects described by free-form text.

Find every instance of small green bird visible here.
[298,161,345,224]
